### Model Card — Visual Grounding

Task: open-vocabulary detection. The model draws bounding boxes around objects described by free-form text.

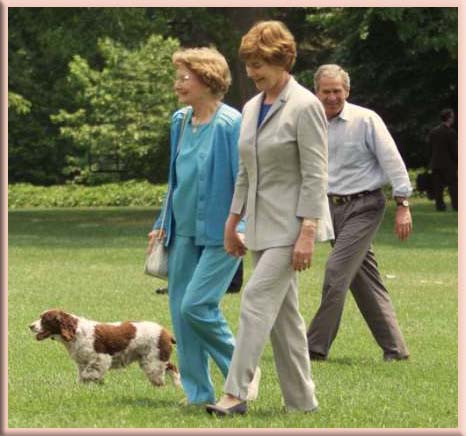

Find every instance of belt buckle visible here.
[330,196,344,206]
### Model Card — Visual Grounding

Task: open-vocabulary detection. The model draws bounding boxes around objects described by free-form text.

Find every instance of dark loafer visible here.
[309,351,328,361]
[206,401,247,417]
[383,353,409,362]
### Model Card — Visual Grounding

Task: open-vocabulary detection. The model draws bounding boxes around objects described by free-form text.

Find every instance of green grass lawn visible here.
[7,199,458,429]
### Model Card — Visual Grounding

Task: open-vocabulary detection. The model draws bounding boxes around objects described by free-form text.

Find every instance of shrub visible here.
[8,168,429,209]
[8,181,167,209]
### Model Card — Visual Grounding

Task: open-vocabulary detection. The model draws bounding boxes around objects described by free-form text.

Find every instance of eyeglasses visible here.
[174,74,191,83]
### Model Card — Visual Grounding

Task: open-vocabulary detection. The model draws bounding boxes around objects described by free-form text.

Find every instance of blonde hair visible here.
[172,47,231,98]
[314,64,351,92]
[239,21,297,71]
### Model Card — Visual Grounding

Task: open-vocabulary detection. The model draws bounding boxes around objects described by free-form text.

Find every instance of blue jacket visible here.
[153,103,244,246]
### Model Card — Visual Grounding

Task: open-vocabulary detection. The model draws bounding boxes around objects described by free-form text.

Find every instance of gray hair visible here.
[314,64,350,92]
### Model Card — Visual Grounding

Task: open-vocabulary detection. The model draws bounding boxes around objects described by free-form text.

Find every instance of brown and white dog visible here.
[29,309,181,388]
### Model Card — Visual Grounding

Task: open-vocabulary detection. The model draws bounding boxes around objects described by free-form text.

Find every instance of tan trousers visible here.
[224,246,318,411]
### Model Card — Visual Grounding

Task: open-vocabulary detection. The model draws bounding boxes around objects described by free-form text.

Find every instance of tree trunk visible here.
[222,8,272,109]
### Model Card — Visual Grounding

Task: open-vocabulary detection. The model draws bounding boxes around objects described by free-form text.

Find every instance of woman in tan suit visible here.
[207,21,331,416]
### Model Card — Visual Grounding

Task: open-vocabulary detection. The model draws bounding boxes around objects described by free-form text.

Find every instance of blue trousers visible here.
[168,235,240,404]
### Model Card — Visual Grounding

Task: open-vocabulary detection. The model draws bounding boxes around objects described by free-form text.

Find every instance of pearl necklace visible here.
[192,120,201,133]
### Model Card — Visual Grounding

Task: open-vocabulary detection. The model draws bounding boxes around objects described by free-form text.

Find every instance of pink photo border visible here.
[1,1,463,435]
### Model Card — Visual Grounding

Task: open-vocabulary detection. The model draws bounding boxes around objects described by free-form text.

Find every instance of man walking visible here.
[428,108,457,212]
[307,64,412,362]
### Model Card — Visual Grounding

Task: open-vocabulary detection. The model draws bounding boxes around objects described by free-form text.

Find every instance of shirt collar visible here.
[336,101,350,121]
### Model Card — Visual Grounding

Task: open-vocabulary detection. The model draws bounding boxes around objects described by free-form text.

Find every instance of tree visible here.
[8,7,458,184]
[8,7,170,184]
[51,35,179,184]
[293,7,458,167]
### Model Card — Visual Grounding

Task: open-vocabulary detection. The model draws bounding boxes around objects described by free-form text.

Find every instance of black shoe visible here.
[155,287,168,295]
[309,351,327,361]
[206,401,247,417]
[226,284,242,294]
[383,353,409,362]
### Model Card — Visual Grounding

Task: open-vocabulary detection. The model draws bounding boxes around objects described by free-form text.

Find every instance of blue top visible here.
[153,103,244,246]
[172,120,213,236]
[257,103,272,127]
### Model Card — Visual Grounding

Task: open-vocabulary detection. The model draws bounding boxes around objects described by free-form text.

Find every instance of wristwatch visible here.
[395,198,409,207]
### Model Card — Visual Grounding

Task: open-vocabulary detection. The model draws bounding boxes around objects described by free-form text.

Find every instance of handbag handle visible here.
[157,109,190,240]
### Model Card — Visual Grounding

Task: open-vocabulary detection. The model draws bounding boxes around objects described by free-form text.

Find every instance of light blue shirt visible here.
[172,121,213,236]
[328,102,412,197]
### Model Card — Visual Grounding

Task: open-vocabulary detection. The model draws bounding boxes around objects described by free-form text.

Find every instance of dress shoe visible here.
[246,367,261,401]
[309,351,327,361]
[206,401,247,417]
[383,353,409,362]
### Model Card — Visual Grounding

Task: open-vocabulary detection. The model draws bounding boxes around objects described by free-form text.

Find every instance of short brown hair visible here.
[239,21,297,71]
[172,47,231,98]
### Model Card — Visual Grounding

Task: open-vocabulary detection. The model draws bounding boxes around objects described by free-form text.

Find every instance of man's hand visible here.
[395,206,412,241]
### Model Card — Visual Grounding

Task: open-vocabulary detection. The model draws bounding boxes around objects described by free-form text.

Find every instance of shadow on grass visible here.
[106,396,179,408]
[9,201,458,252]
[9,208,160,248]
[323,357,355,366]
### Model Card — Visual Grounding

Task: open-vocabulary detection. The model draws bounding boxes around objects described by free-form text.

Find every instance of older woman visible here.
[147,47,244,406]
[207,21,331,416]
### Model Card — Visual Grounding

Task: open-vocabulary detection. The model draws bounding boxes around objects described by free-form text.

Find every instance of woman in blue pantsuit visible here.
[147,47,254,405]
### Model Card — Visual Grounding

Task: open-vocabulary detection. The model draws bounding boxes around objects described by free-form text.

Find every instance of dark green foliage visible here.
[51,35,179,184]
[8,7,457,185]
[293,8,457,167]
[8,8,173,185]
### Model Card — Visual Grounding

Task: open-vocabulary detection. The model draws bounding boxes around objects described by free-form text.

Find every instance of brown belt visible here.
[328,189,381,206]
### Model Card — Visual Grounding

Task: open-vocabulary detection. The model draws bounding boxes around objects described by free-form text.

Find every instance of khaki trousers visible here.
[307,190,409,359]
[224,246,318,411]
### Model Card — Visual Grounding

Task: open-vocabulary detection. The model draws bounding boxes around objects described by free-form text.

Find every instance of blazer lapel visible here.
[257,76,296,132]
[245,93,264,148]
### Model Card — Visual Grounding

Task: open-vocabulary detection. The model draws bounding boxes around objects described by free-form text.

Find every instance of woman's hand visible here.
[224,214,247,258]
[147,229,165,254]
[292,219,317,271]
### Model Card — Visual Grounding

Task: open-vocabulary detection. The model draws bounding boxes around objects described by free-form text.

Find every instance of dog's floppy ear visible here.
[59,312,77,342]
[40,310,77,342]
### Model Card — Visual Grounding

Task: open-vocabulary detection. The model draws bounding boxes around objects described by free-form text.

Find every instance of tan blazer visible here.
[230,77,332,251]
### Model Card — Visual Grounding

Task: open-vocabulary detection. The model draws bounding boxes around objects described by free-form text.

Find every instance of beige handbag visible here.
[144,237,168,280]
